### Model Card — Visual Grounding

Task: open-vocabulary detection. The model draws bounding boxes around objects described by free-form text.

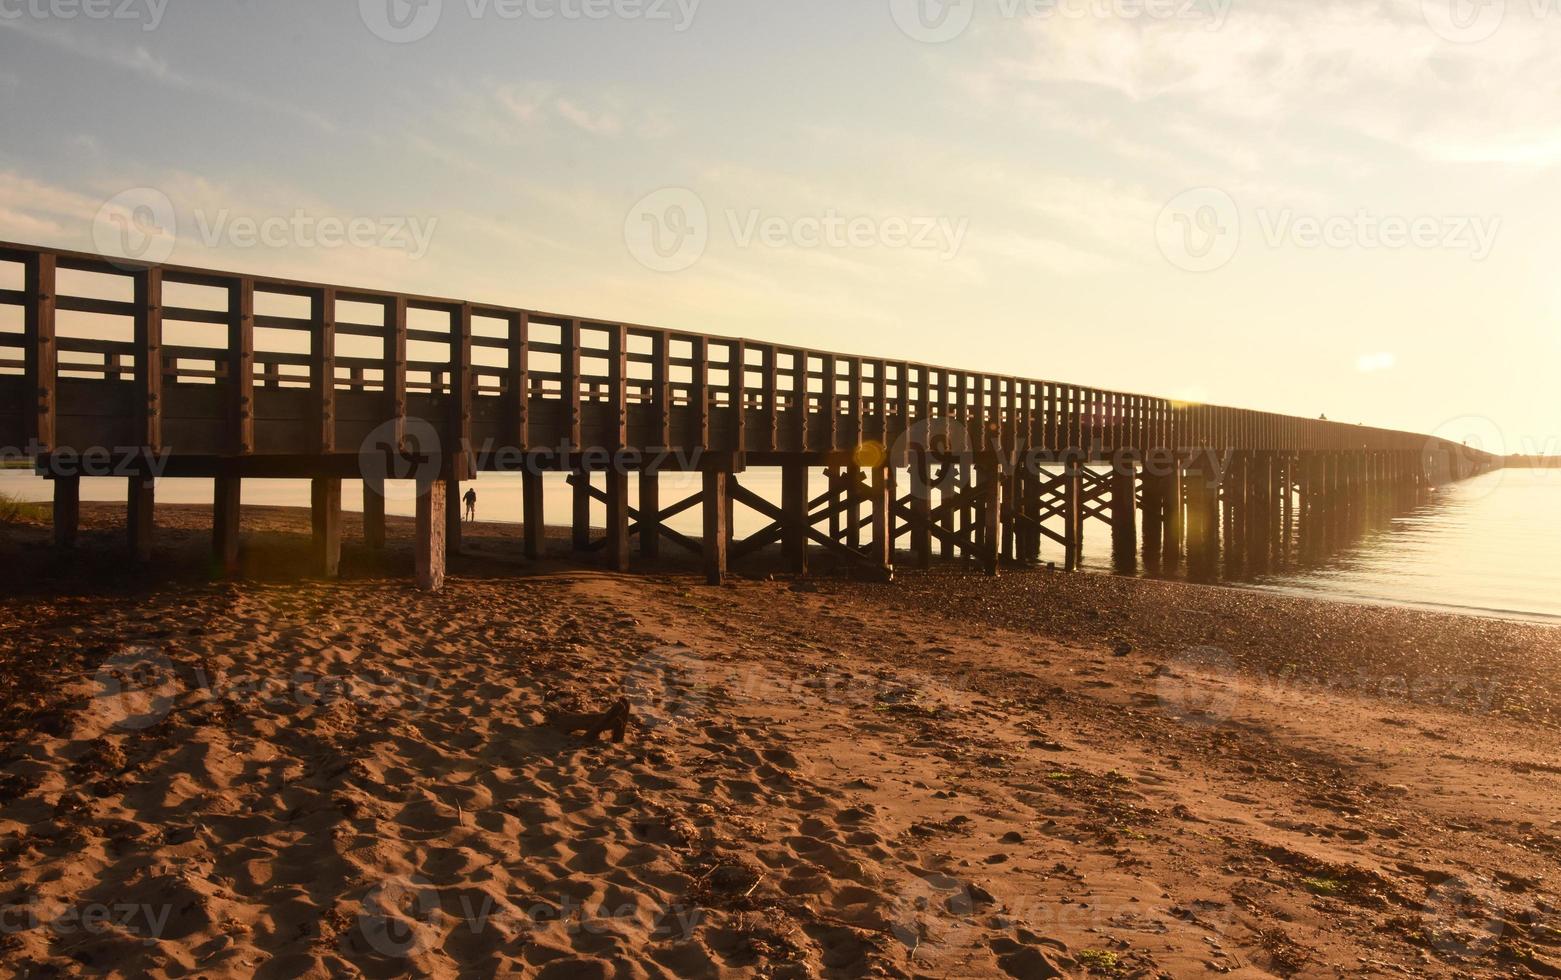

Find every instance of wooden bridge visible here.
[0,241,1499,590]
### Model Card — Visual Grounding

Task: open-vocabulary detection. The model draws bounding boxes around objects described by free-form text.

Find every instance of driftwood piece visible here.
[546,698,631,742]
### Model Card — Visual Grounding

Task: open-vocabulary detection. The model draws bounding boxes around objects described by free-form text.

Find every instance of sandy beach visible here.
[2,503,1559,978]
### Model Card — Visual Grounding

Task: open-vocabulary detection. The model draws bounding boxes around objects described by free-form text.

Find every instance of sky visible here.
[0,0,1558,455]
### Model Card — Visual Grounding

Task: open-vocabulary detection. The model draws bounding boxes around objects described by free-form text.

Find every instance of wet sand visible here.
[1,503,1559,977]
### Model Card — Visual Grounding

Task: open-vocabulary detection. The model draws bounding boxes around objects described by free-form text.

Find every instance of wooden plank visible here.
[24,252,57,451]
[135,267,164,452]
[227,278,255,454]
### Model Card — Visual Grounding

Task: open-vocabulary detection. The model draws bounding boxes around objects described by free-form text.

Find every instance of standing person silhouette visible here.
[464,486,477,523]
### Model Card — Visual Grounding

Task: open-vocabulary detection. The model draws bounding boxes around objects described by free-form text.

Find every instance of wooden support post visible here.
[1063,461,1083,571]
[213,474,241,576]
[572,468,591,553]
[1247,453,1271,574]
[446,472,463,556]
[702,470,729,586]
[311,477,342,578]
[1184,464,1220,580]
[911,451,932,570]
[1111,457,1137,573]
[639,471,661,559]
[363,478,386,550]
[228,279,255,454]
[128,476,155,563]
[1141,466,1164,565]
[50,476,79,549]
[847,464,863,550]
[604,469,630,572]
[870,463,893,575]
[979,461,1002,576]
[1164,458,1184,566]
[522,468,544,560]
[415,478,446,591]
[782,461,809,574]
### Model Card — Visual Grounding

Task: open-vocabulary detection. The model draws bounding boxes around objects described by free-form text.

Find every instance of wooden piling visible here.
[702,470,729,586]
[782,461,809,575]
[639,471,661,559]
[415,478,446,591]
[128,476,155,563]
[522,469,544,559]
[53,475,78,549]
[1111,457,1137,573]
[604,469,630,572]
[572,469,591,554]
[911,451,932,570]
[213,474,241,576]
[311,477,342,578]
[363,478,386,550]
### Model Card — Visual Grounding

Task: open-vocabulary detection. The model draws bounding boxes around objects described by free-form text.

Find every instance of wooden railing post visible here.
[135,267,163,453]
[227,278,255,454]
[24,252,57,453]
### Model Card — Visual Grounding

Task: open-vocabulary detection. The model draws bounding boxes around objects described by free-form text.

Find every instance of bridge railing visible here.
[0,241,1487,466]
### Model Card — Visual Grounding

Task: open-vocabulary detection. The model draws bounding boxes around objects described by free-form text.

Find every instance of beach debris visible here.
[545,698,631,742]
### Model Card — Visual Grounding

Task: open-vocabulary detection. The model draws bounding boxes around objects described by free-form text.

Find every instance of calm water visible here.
[1247,469,1561,623]
[5,467,1559,623]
